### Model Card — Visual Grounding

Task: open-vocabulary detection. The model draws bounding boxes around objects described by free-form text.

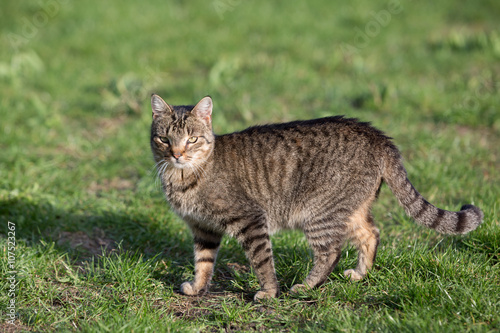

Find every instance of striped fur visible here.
[150,94,483,300]
[383,150,484,234]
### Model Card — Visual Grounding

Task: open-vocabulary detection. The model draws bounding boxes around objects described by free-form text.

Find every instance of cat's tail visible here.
[382,147,483,234]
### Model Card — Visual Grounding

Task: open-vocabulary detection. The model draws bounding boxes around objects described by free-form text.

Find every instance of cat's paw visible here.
[254,289,279,301]
[290,284,310,294]
[343,269,364,281]
[180,281,205,296]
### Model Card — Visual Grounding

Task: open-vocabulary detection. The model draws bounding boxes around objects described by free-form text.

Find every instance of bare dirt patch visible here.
[0,321,34,333]
[57,227,116,256]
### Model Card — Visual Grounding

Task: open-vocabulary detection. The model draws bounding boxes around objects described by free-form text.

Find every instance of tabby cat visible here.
[150,94,483,300]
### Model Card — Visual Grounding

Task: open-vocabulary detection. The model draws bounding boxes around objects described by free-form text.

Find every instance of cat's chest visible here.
[161,172,235,225]
[161,174,207,218]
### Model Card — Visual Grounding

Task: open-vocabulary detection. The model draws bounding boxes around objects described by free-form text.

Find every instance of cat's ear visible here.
[192,96,213,125]
[151,94,173,119]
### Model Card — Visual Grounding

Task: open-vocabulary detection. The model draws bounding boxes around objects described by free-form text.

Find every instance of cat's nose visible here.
[172,152,182,159]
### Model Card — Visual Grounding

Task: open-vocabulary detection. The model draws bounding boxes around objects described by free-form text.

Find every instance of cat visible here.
[149,94,483,300]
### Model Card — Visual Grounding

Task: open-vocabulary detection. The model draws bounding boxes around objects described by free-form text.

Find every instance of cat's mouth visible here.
[171,157,189,169]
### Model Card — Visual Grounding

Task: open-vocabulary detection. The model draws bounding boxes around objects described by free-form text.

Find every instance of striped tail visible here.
[383,151,483,235]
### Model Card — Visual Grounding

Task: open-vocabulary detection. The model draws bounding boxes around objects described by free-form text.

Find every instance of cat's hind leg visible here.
[344,203,380,281]
[291,215,347,293]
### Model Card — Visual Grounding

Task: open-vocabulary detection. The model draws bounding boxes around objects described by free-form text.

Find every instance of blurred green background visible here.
[0,0,499,331]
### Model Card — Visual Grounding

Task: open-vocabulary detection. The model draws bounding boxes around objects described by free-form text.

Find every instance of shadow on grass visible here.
[0,196,194,286]
[0,196,264,298]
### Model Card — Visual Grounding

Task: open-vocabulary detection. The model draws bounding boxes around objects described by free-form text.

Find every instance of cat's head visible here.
[150,94,215,169]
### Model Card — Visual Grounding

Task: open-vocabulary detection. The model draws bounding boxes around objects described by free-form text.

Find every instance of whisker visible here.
[194,163,208,179]
[150,159,165,174]
[190,164,201,182]
[159,161,169,179]
[190,162,207,181]
[151,165,160,184]
[151,160,169,188]
[188,165,197,181]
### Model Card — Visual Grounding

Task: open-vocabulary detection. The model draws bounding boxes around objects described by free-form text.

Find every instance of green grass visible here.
[1,0,499,331]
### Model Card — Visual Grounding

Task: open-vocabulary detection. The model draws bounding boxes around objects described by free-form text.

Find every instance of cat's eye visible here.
[158,136,170,145]
[187,136,198,144]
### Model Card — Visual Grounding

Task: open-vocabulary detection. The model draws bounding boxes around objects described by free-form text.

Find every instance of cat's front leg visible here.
[181,226,223,296]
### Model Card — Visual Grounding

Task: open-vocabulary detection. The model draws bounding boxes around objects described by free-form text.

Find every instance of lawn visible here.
[1,0,499,331]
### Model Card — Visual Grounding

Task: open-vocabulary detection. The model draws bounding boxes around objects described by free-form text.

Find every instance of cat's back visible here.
[211,116,394,221]
[215,116,393,158]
